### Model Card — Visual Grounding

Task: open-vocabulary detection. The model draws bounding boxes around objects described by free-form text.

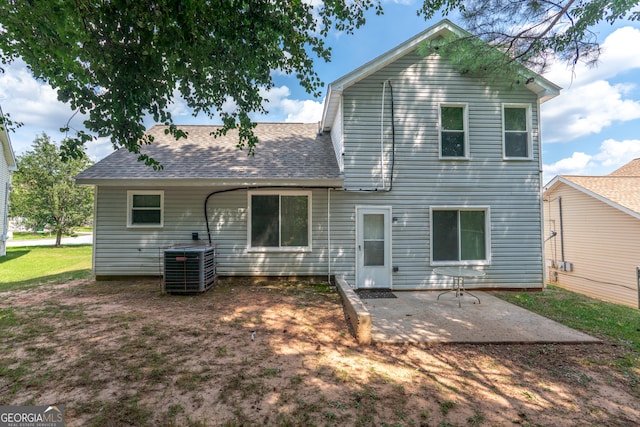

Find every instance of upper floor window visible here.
[439,104,468,159]
[503,104,532,159]
[127,190,163,227]
[248,190,311,252]
[431,207,490,265]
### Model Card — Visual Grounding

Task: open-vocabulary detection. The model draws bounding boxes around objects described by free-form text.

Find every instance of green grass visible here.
[495,285,640,352]
[11,229,92,241]
[0,245,92,291]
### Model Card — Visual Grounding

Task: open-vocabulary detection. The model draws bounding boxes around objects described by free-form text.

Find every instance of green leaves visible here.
[418,0,639,74]
[0,0,379,164]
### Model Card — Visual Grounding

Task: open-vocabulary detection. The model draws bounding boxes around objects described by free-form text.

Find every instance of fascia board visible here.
[0,127,17,170]
[76,177,345,188]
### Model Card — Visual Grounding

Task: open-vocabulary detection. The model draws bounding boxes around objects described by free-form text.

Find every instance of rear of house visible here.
[544,169,640,308]
[77,20,560,290]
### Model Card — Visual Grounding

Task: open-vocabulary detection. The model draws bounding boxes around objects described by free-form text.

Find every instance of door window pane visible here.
[364,241,385,266]
[363,213,385,266]
[363,214,384,240]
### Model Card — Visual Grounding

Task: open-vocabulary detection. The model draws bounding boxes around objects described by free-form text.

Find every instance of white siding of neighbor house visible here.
[92,186,331,277]
[328,51,545,290]
[0,150,11,256]
[544,183,640,308]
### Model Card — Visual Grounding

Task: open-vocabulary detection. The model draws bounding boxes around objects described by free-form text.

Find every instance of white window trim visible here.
[430,206,491,266]
[502,103,533,160]
[247,190,312,253]
[438,103,469,160]
[127,190,164,228]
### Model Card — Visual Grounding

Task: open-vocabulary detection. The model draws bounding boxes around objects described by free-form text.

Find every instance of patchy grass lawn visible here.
[0,278,638,426]
[0,245,92,290]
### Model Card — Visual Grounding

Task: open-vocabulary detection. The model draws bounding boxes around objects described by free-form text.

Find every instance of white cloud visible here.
[282,99,324,122]
[542,26,640,144]
[0,59,87,154]
[593,138,640,167]
[255,85,323,123]
[85,136,115,162]
[542,80,640,142]
[544,152,594,177]
[543,139,640,181]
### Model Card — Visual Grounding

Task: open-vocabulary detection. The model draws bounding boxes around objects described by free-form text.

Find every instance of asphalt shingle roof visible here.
[77,123,342,183]
[608,158,640,176]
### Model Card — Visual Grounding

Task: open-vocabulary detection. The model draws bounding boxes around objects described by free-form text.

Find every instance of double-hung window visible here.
[431,207,490,264]
[248,191,311,251]
[503,104,531,159]
[439,104,468,158]
[127,190,164,227]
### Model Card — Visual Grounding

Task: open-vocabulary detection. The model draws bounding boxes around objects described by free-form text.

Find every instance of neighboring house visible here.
[544,160,640,308]
[76,19,560,290]
[0,107,18,257]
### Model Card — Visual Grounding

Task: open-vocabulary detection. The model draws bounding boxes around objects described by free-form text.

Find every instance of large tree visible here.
[10,134,94,247]
[0,0,381,167]
[419,0,640,74]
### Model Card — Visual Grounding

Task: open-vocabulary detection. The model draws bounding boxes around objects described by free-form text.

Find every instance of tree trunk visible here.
[55,229,62,247]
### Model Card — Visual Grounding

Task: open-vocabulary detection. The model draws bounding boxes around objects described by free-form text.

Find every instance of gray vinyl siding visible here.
[329,51,544,289]
[93,186,330,277]
[544,184,640,308]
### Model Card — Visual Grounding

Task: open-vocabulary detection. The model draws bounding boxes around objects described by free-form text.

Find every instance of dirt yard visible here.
[1,278,638,426]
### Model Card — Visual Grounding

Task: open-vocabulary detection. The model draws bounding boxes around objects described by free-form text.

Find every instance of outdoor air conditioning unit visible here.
[164,246,216,293]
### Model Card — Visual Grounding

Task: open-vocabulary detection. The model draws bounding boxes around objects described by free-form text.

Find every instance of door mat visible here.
[355,289,397,299]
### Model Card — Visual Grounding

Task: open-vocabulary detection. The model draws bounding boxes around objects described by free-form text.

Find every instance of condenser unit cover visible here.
[164,246,215,293]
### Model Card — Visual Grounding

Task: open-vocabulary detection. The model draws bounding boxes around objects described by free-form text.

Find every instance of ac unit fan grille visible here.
[164,247,215,293]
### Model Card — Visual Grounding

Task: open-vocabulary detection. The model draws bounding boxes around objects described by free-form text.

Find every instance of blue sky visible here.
[2,1,640,184]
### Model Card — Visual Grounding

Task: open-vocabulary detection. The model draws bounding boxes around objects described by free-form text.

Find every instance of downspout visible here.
[558,196,565,263]
[328,188,332,283]
[380,81,386,189]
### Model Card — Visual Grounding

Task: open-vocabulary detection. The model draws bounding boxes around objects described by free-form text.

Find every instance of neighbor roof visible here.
[608,158,640,176]
[545,175,640,220]
[320,19,561,132]
[76,123,342,187]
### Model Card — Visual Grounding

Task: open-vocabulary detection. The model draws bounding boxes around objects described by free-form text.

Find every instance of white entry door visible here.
[356,206,392,289]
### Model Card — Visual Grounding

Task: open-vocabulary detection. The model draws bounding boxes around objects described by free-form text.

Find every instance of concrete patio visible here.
[335,277,601,345]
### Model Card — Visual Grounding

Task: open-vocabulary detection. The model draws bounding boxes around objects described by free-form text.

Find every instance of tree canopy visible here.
[0,0,381,168]
[419,0,640,74]
[1,0,637,165]
[10,134,94,247]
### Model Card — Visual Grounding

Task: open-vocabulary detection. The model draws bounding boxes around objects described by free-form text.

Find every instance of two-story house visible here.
[76,20,560,290]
